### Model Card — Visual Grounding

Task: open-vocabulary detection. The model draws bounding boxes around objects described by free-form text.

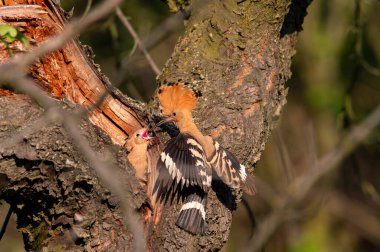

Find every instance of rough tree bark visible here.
[0,0,312,251]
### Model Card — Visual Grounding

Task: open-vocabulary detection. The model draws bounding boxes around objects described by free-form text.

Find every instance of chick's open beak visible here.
[140,128,156,140]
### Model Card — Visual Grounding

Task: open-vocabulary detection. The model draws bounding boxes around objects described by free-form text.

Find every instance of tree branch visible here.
[0,0,317,250]
[243,103,380,252]
[115,7,161,76]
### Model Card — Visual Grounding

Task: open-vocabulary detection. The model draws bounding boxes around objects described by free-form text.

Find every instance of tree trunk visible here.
[150,1,311,249]
[0,0,312,251]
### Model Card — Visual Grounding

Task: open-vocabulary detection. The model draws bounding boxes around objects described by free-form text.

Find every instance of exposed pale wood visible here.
[0,0,313,250]
[0,3,145,145]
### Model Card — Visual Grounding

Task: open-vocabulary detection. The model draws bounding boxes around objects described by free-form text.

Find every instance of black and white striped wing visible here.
[153,133,212,200]
[176,191,207,234]
[209,141,256,195]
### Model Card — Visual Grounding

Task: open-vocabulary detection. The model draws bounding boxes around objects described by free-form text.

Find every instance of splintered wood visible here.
[0,2,144,145]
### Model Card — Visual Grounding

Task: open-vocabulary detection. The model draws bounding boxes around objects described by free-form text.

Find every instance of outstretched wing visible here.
[208,141,256,195]
[176,190,207,234]
[153,133,212,202]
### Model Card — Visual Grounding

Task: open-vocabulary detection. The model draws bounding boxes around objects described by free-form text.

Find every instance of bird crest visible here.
[158,83,198,115]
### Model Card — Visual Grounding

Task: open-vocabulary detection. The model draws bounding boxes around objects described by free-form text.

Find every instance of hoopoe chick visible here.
[126,128,154,185]
[153,83,256,235]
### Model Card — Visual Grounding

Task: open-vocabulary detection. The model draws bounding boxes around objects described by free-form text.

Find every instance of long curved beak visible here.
[156,117,175,127]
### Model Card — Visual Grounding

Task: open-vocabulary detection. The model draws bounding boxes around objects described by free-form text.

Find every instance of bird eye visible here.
[136,133,140,137]
[172,112,176,116]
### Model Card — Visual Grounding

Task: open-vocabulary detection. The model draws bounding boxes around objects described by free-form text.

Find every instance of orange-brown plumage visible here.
[126,128,151,184]
[155,84,255,234]
[158,83,197,116]
[126,128,164,235]
[158,83,214,158]
[157,83,256,195]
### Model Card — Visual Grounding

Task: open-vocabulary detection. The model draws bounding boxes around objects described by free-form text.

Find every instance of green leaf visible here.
[0,36,13,56]
[16,32,30,48]
[0,24,18,38]
[0,24,29,56]
[4,34,16,42]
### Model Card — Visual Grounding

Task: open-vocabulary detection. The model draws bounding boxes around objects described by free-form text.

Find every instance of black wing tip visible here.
[176,208,205,235]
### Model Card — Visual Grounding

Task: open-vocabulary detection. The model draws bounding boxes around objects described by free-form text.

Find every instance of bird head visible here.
[125,127,155,152]
[157,83,198,124]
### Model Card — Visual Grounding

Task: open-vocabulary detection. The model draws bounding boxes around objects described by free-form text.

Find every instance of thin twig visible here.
[117,13,182,85]
[0,0,122,70]
[0,75,146,252]
[361,59,380,77]
[241,197,257,239]
[115,7,161,76]
[0,0,146,249]
[273,130,294,184]
[243,104,380,252]
[81,0,93,19]
[63,113,145,251]
[353,0,380,77]
[0,204,13,241]
[328,191,380,247]
[305,119,318,169]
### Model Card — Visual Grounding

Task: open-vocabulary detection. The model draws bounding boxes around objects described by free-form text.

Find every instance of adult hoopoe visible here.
[153,83,256,235]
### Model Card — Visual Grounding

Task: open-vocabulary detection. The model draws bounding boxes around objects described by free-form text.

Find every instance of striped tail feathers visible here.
[208,140,256,195]
[176,190,207,234]
[152,133,212,234]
